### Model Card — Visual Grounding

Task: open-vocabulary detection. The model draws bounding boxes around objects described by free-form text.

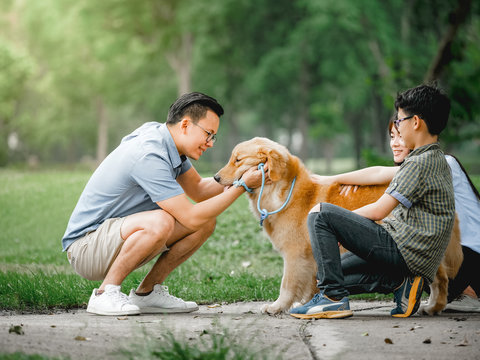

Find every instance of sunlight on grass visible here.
[1,169,478,310]
[0,169,282,310]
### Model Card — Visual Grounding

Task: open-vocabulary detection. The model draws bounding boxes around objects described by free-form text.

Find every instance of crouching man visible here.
[62,92,263,315]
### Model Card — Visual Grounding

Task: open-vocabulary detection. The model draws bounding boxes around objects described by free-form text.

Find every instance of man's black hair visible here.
[166,92,224,125]
[394,84,450,135]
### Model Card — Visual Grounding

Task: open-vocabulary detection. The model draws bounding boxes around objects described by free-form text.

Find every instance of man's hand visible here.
[242,163,271,189]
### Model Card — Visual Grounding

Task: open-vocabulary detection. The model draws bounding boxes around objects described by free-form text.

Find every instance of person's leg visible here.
[135,217,216,293]
[309,203,409,299]
[101,209,215,292]
[290,203,414,319]
[448,246,480,302]
[341,252,407,296]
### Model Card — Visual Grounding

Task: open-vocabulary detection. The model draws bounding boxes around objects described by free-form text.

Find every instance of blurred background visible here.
[1,0,479,174]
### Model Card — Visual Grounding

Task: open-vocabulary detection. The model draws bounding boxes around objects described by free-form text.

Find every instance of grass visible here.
[1,169,479,311]
[118,326,284,360]
[0,169,282,310]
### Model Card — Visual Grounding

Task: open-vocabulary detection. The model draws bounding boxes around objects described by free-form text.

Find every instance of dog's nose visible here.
[213,174,221,183]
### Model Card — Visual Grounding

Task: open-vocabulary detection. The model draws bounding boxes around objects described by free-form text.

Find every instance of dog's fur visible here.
[215,137,463,315]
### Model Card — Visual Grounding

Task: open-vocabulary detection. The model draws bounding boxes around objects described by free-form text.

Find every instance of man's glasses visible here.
[192,121,217,144]
[394,115,415,129]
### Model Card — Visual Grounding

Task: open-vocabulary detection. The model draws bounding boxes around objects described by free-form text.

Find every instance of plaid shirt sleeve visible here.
[386,160,424,209]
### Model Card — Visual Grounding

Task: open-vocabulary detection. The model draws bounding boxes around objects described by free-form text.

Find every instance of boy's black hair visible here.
[166,92,224,125]
[394,84,450,135]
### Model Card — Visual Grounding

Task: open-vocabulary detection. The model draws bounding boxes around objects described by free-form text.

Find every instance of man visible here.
[62,92,263,316]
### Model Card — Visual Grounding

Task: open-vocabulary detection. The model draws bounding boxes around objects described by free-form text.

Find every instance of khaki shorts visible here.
[67,218,125,281]
[66,218,169,281]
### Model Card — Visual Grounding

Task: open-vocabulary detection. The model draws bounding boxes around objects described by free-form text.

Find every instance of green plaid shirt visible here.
[382,143,455,283]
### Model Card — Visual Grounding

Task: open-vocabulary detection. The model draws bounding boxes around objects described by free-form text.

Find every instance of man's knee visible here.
[147,211,176,241]
[200,218,216,237]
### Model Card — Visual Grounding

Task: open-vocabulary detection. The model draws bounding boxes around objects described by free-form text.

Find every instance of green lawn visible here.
[0,169,282,310]
[1,169,479,311]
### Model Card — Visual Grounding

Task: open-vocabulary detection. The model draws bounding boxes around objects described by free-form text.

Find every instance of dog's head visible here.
[214,137,292,186]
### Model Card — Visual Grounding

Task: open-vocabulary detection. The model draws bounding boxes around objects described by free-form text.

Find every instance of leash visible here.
[256,162,296,226]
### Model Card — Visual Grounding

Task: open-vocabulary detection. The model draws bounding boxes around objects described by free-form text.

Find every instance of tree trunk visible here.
[96,97,108,165]
[424,0,473,82]
[346,113,364,168]
[167,32,193,96]
[297,56,311,161]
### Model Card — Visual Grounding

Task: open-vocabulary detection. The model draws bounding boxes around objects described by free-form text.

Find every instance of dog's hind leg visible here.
[419,263,448,315]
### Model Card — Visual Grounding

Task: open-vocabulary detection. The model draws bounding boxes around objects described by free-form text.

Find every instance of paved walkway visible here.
[2,301,479,359]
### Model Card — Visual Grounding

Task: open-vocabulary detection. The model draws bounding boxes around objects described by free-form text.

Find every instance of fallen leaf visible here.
[50,325,56,328]
[208,304,221,308]
[9,325,24,335]
[361,332,369,336]
[455,336,469,347]
[384,338,393,344]
[74,336,90,341]
[116,316,129,320]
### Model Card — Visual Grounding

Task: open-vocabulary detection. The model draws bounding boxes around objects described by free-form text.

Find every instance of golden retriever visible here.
[215,137,462,315]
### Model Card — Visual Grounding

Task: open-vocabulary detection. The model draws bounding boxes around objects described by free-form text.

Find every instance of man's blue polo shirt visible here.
[62,122,192,251]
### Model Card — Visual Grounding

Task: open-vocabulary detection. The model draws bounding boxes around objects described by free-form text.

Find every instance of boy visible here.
[290,84,455,319]
[62,92,264,316]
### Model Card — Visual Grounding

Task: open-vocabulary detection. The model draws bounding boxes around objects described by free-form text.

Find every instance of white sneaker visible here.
[445,294,480,313]
[129,284,199,313]
[86,284,140,316]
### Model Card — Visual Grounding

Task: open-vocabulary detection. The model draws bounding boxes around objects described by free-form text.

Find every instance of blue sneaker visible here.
[391,276,424,318]
[290,292,353,319]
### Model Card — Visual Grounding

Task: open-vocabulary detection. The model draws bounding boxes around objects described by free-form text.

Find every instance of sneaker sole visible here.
[290,310,353,319]
[392,277,423,318]
[138,306,199,314]
[86,308,141,316]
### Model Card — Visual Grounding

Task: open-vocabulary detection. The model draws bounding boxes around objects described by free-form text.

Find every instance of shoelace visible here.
[156,286,184,302]
[107,288,131,305]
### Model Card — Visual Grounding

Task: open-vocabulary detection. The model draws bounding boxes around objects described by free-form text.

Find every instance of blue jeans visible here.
[308,203,411,299]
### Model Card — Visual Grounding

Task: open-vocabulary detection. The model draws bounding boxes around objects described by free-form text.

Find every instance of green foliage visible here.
[0,0,479,171]
[361,148,394,167]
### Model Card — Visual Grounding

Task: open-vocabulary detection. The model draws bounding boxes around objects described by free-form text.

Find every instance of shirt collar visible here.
[408,142,440,158]
[158,123,187,169]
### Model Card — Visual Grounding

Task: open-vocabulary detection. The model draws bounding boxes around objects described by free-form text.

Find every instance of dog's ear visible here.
[266,148,287,182]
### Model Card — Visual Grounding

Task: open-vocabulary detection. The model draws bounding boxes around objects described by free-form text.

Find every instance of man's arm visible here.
[312,166,399,186]
[177,167,224,202]
[353,193,399,221]
[158,166,263,231]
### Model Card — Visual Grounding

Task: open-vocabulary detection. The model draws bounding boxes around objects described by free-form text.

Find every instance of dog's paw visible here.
[418,304,442,316]
[260,303,285,315]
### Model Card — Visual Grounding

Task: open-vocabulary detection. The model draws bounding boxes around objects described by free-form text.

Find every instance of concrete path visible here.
[1,301,479,359]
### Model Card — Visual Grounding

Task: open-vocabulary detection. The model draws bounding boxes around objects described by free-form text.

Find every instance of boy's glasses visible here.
[394,115,415,129]
[192,121,217,144]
